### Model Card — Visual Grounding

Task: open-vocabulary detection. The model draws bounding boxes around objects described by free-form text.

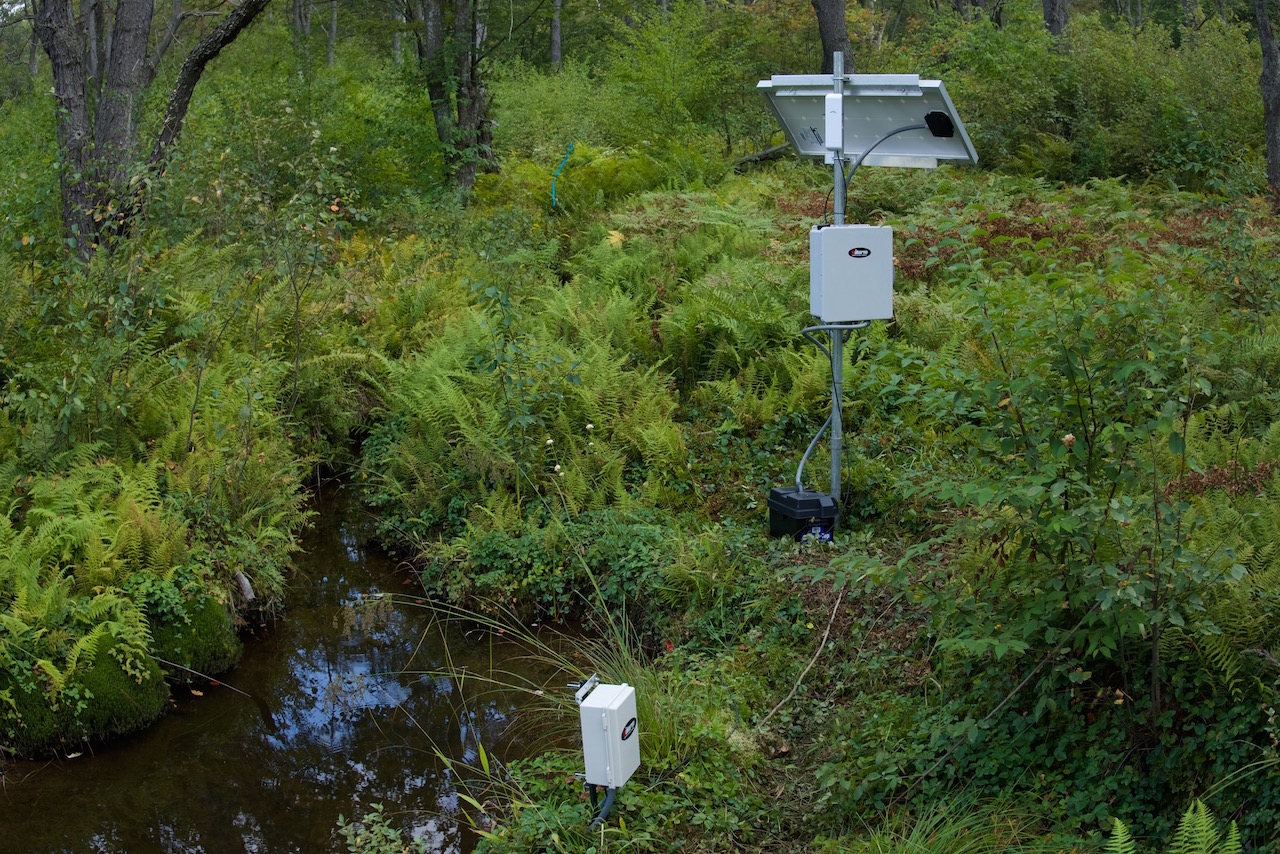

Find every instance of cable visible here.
[795,414,833,491]
[801,327,834,361]
[587,785,617,827]
[841,123,929,201]
[792,124,928,509]
[840,330,858,509]
[795,323,868,494]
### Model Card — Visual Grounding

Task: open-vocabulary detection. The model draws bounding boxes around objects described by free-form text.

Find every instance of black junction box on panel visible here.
[767,486,837,542]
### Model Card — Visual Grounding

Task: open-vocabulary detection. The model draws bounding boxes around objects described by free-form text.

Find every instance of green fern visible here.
[1108,801,1243,854]
[1168,800,1242,854]
[1106,817,1138,854]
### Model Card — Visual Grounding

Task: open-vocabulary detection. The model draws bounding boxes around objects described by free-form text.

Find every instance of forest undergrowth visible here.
[1,3,1279,851]
[344,163,1280,854]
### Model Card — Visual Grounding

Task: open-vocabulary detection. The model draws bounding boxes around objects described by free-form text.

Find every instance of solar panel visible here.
[758,74,978,167]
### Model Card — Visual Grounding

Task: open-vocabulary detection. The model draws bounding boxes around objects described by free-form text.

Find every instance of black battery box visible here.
[767,486,837,541]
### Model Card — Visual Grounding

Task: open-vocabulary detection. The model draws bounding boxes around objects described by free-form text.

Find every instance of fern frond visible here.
[1168,799,1238,854]
[34,657,67,693]
[1105,817,1137,854]
[62,622,112,676]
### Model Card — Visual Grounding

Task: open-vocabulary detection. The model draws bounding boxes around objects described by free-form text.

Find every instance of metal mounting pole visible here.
[829,52,846,522]
[830,330,843,513]
[832,52,845,228]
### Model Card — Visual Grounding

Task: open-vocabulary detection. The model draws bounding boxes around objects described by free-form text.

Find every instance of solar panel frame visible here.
[757,74,978,167]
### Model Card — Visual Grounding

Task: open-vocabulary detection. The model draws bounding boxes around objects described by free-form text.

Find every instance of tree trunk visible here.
[415,0,496,189]
[811,0,853,74]
[414,0,455,158]
[1041,0,1067,34]
[292,0,312,37]
[34,0,269,253]
[887,0,908,41]
[453,0,486,190]
[34,0,95,246]
[392,5,404,64]
[83,0,99,91]
[1114,0,1139,28]
[550,0,562,71]
[1255,0,1280,197]
[27,25,39,79]
[95,0,155,188]
[326,0,337,66]
[1181,0,1199,28]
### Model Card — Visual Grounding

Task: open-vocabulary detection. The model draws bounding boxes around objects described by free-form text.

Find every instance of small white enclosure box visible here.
[810,224,894,322]
[579,682,640,788]
[824,93,843,152]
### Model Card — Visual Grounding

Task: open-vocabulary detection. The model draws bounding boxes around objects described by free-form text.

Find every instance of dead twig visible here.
[733,144,791,171]
[759,584,846,728]
[1244,648,1280,670]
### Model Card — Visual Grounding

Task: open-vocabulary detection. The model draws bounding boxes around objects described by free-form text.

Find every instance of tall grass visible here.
[821,796,1078,854]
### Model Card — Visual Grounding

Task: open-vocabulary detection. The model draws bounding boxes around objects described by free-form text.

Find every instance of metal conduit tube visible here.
[588,785,618,827]
[796,323,867,500]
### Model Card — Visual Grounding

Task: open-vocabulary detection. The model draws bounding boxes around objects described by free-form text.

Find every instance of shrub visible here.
[0,637,168,756]
[151,595,243,678]
[1059,17,1262,192]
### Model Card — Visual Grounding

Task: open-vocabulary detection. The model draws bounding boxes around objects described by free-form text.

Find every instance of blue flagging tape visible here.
[552,141,574,208]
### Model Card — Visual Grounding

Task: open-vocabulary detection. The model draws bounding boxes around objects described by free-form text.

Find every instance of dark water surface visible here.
[1,485,546,853]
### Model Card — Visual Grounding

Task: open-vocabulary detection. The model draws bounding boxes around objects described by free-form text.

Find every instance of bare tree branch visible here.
[150,0,272,168]
[150,0,191,83]
[1244,648,1280,670]
[145,1,229,86]
[475,0,547,66]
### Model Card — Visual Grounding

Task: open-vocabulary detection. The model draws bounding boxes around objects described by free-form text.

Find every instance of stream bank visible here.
[1,484,545,852]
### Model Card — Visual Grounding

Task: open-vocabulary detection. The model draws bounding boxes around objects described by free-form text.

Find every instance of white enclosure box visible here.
[824,93,843,151]
[810,224,894,322]
[579,683,640,788]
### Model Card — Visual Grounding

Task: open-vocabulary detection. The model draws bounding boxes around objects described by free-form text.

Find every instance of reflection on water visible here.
[1,484,545,853]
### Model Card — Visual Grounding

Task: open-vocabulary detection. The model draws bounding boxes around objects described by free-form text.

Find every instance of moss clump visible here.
[0,639,168,757]
[152,595,243,678]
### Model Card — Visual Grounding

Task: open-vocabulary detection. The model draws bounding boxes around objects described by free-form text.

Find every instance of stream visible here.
[1,484,548,853]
